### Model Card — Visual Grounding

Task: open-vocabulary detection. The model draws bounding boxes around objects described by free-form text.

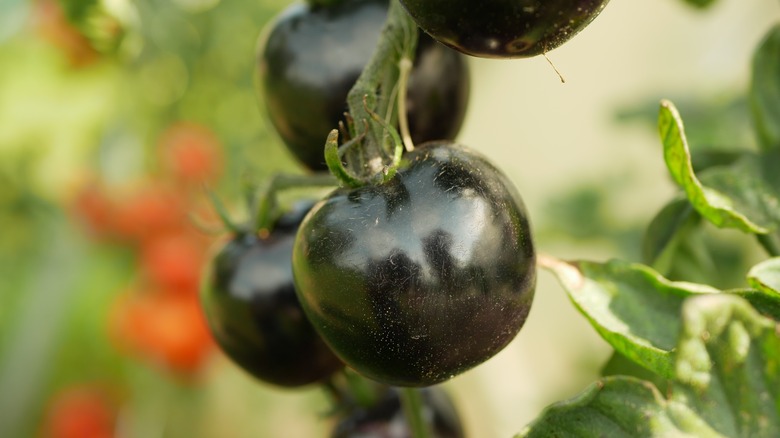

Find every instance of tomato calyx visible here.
[203,172,337,241]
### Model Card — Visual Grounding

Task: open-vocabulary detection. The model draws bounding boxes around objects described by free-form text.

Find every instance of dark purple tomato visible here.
[256,0,470,171]
[200,202,344,387]
[293,142,536,387]
[398,0,611,58]
[332,387,464,438]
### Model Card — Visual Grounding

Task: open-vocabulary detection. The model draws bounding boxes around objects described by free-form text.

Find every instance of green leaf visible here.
[519,295,780,437]
[642,197,699,274]
[659,100,775,234]
[729,288,780,321]
[601,351,670,394]
[697,152,780,231]
[539,256,716,379]
[751,24,780,151]
[615,94,754,155]
[672,295,780,436]
[748,258,780,294]
[517,376,715,438]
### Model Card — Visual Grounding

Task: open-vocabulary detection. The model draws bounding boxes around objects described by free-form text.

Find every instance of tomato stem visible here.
[342,369,381,408]
[325,130,365,188]
[340,0,418,184]
[400,388,431,438]
[252,173,337,232]
[204,186,241,233]
[321,377,347,411]
[397,57,415,152]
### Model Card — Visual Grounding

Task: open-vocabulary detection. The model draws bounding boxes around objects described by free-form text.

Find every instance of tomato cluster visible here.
[193,0,613,431]
[70,122,222,377]
[204,0,544,387]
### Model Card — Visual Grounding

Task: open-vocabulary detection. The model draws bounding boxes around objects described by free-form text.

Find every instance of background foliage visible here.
[0,0,778,437]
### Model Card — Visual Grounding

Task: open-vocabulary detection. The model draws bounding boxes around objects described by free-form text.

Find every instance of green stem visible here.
[252,172,337,232]
[204,186,241,234]
[321,377,347,410]
[400,388,431,438]
[343,0,418,180]
[363,96,404,183]
[325,130,365,188]
[397,56,415,152]
[342,369,380,408]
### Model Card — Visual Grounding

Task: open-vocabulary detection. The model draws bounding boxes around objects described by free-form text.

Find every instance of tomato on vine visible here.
[398,0,611,58]
[293,142,536,387]
[256,0,470,171]
[200,201,345,387]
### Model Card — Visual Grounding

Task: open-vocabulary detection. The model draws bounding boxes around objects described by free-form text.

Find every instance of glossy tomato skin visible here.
[200,202,344,387]
[293,143,536,387]
[399,0,610,58]
[332,387,464,438]
[257,0,470,171]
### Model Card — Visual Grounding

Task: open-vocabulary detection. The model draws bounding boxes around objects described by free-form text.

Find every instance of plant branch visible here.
[252,172,337,232]
[343,0,417,180]
[400,388,431,438]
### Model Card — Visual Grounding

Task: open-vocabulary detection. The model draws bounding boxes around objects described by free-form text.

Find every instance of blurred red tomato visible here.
[140,231,208,294]
[69,181,117,240]
[111,182,186,243]
[158,123,223,186]
[109,291,214,376]
[41,385,116,438]
[32,0,98,67]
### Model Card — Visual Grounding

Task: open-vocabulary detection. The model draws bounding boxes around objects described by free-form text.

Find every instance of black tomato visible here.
[331,387,464,438]
[293,142,536,387]
[200,202,344,387]
[256,0,470,171]
[398,0,610,58]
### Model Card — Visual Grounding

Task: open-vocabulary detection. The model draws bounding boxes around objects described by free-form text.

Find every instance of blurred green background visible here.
[0,0,778,437]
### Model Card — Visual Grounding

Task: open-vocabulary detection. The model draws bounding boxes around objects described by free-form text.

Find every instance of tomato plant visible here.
[4,0,780,437]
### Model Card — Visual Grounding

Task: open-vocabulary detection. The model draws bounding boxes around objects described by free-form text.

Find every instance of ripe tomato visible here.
[398,0,610,58]
[293,142,536,386]
[109,291,214,375]
[256,0,470,171]
[111,182,186,243]
[69,180,117,240]
[157,122,223,186]
[140,231,209,294]
[200,202,344,387]
[41,385,116,438]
